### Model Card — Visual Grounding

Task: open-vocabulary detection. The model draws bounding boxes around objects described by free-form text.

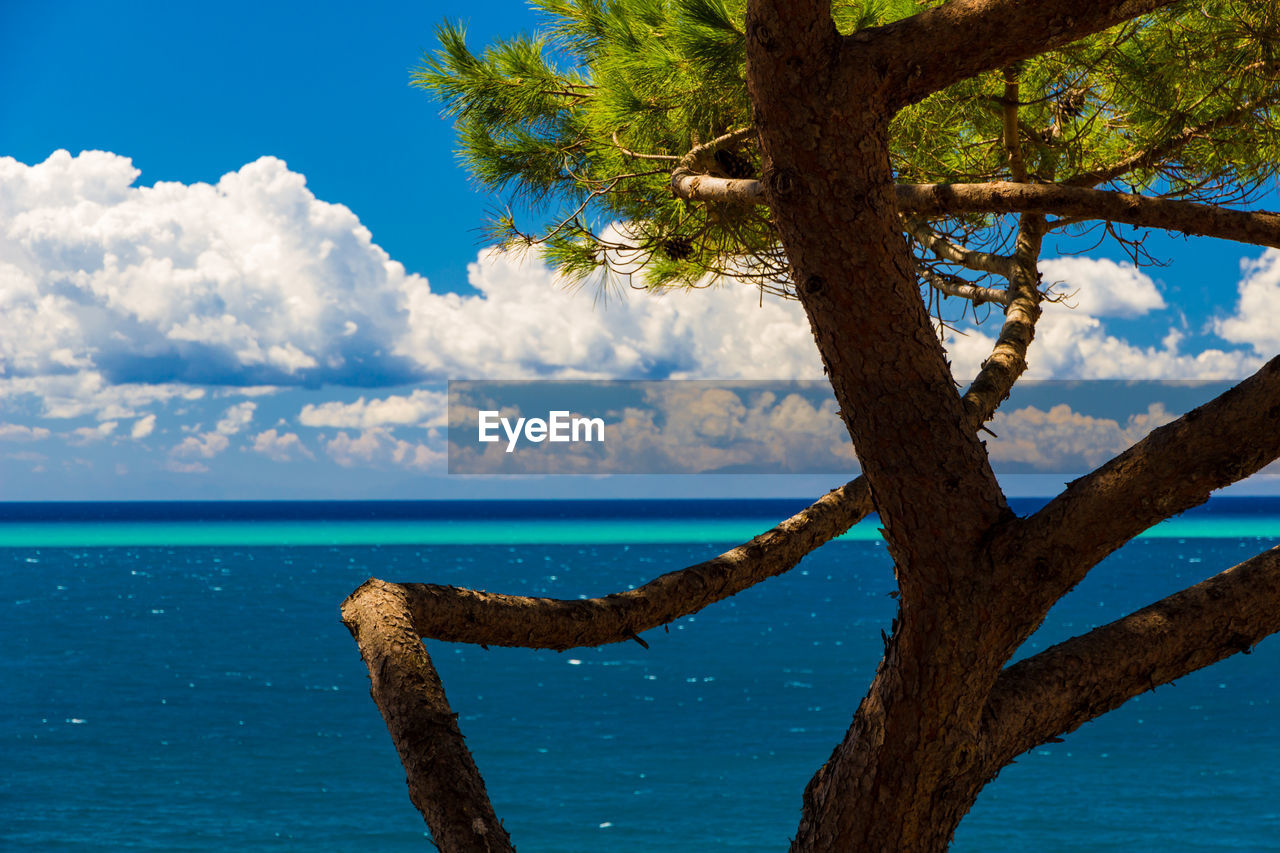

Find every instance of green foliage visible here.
[414,0,1280,293]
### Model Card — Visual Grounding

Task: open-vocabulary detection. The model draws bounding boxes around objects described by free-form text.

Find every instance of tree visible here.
[341,0,1280,849]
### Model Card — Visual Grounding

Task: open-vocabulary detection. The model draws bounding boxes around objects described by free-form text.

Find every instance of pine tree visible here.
[343,1,1280,849]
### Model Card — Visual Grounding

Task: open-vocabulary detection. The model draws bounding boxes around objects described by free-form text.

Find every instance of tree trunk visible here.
[744,3,1020,850]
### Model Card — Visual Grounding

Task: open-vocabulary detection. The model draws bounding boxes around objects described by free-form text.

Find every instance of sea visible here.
[3,497,1279,852]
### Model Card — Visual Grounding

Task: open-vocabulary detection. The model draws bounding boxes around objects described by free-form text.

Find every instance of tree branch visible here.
[984,544,1280,766]
[904,217,1015,277]
[896,182,1280,249]
[672,177,1280,254]
[670,127,763,204]
[342,474,877,848]
[393,477,874,651]
[919,266,1011,307]
[1001,66,1028,183]
[612,130,681,163]
[857,0,1177,109]
[669,171,766,204]
[1066,98,1280,188]
[995,355,1280,616]
[680,126,758,169]
[342,579,514,853]
[961,213,1047,425]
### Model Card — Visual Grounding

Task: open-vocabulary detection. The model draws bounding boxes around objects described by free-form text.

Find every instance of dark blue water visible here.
[3,500,1279,850]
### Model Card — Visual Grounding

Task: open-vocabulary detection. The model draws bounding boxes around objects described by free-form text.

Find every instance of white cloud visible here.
[0,423,51,442]
[0,151,822,404]
[67,420,118,445]
[1215,249,1280,355]
[325,429,392,467]
[1021,309,1262,379]
[988,402,1178,470]
[0,151,416,390]
[1039,257,1166,317]
[0,372,204,421]
[171,432,229,460]
[3,150,1271,451]
[299,389,446,429]
[391,438,444,471]
[324,427,444,471]
[943,254,1263,381]
[252,429,314,462]
[396,248,824,380]
[130,413,155,439]
[215,401,256,435]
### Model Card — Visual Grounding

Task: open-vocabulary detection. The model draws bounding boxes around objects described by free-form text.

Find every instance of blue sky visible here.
[1,1,1278,500]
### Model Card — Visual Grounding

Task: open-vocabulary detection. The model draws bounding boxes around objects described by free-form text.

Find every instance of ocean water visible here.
[3,498,1279,851]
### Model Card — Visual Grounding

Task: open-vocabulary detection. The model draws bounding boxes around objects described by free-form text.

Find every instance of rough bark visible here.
[342,580,514,853]
[747,0,1007,578]
[739,0,1272,850]
[859,0,1178,109]
[745,2,1023,849]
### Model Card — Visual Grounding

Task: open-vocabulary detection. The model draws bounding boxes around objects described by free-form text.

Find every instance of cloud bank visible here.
[0,150,824,403]
[1,150,1274,488]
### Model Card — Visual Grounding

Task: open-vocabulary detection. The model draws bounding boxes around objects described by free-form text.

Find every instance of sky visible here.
[1,1,1278,500]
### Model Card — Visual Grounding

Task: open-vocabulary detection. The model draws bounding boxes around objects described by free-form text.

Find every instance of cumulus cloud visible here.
[299,389,446,429]
[1216,249,1280,355]
[4,149,1273,487]
[130,413,155,439]
[215,401,256,435]
[0,150,822,402]
[1019,309,1262,379]
[252,429,314,462]
[325,427,444,471]
[398,249,824,380]
[172,432,229,460]
[988,402,1178,470]
[0,150,416,388]
[943,254,1262,381]
[1039,257,1166,317]
[0,423,51,442]
[0,372,204,421]
[67,420,118,445]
